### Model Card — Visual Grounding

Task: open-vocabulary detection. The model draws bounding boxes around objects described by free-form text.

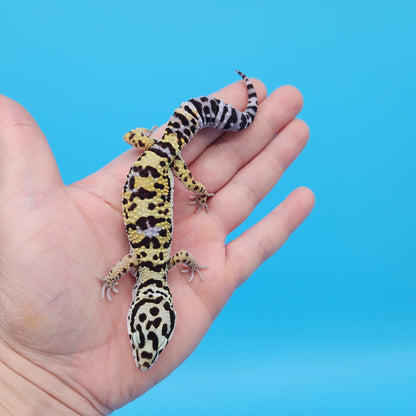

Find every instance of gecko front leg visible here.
[98,253,139,301]
[168,250,206,282]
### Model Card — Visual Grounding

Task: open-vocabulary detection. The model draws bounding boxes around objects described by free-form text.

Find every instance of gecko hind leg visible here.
[168,250,207,282]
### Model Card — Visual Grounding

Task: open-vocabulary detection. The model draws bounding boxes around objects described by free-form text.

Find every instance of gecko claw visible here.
[180,265,207,282]
[188,193,214,213]
[97,275,119,301]
[148,125,158,135]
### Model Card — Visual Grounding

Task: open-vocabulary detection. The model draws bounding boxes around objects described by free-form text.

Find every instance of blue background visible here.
[1,0,415,414]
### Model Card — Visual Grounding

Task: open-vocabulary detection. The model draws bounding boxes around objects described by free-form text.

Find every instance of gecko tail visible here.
[235,70,258,128]
[163,71,258,149]
[186,70,258,132]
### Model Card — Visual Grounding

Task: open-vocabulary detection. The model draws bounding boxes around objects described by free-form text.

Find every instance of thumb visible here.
[0,95,62,198]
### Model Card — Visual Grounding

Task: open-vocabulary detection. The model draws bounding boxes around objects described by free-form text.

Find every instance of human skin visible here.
[0,77,314,415]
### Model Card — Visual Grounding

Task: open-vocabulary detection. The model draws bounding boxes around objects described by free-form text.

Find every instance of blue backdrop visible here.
[1,1,415,414]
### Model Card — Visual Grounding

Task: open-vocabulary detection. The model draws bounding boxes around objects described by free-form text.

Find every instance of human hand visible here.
[0,77,314,414]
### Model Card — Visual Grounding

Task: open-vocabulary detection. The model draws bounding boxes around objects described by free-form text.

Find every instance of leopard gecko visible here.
[99,71,258,371]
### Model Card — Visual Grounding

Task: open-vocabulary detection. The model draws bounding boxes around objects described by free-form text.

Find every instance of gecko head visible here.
[127,283,176,371]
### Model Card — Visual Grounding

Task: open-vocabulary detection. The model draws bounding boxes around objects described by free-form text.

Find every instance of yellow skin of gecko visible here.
[99,71,257,371]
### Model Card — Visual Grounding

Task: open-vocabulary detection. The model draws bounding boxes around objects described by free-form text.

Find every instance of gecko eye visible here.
[128,288,176,371]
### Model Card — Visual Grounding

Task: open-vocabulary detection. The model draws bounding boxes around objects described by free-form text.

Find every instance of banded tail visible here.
[189,70,258,131]
[162,71,258,150]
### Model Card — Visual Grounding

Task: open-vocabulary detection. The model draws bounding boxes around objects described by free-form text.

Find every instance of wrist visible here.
[0,341,109,415]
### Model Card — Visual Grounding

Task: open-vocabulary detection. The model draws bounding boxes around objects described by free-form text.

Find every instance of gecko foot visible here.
[97,275,119,301]
[188,193,214,213]
[180,265,207,283]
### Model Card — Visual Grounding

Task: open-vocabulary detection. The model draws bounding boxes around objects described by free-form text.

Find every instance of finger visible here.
[183,85,304,197]
[213,118,310,233]
[0,95,61,197]
[77,77,267,204]
[226,186,315,288]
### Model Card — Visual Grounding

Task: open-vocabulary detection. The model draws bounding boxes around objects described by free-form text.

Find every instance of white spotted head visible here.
[127,281,176,371]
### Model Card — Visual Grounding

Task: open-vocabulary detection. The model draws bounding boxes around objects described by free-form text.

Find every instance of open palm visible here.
[0,78,314,414]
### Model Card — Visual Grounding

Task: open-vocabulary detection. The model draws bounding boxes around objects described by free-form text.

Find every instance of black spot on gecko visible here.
[140,351,154,360]
[223,108,238,129]
[140,260,165,272]
[135,328,146,348]
[161,193,171,203]
[139,279,164,289]
[174,111,189,126]
[149,317,163,331]
[133,165,161,178]
[131,238,150,249]
[189,99,203,118]
[128,175,136,190]
[158,141,176,155]
[147,317,162,330]
[131,187,157,201]
[125,223,136,232]
[135,217,148,230]
[147,216,164,227]
[149,147,171,159]
[210,99,219,115]
[136,296,164,309]
[128,202,137,211]
[150,306,159,316]
[219,105,229,124]
[184,104,198,120]
[147,331,159,350]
